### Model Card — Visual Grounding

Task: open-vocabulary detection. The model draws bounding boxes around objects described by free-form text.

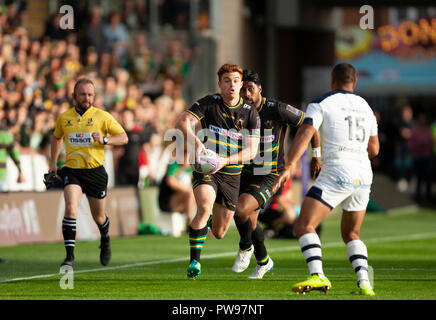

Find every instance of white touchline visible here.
[1,232,436,284]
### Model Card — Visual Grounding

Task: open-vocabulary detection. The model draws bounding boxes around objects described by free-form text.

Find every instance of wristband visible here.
[312,147,321,158]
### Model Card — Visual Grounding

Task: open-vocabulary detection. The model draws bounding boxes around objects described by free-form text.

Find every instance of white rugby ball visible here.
[194,149,221,174]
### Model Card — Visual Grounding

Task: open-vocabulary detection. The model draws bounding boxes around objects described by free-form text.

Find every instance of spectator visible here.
[158,151,195,225]
[83,6,107,55]
[408,114,434,203]
[116,108,149,186]
[103,12,129,68]
[394,105,414,192]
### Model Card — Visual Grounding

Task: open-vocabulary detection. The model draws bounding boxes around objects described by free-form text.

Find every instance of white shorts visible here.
[307,165,372,212]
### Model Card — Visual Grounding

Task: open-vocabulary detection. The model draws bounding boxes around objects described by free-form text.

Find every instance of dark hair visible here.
[242,69,261,85]
[332,63,356,85]
[73,78,95,95]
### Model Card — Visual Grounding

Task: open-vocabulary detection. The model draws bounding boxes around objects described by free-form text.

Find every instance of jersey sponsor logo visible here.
[209,125,243,140]
[260,135,275,143]
[68,132,93,146]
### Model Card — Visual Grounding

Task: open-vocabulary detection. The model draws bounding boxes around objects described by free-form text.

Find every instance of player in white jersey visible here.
[273,63,379,296]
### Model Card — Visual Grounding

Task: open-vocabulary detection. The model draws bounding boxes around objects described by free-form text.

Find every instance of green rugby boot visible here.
[292,274,332,295]
[187,260,201,279]
[358,281,375,296]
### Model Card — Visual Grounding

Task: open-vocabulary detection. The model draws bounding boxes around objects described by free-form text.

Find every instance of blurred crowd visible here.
[0,1,194,188]
[374,104,436,204]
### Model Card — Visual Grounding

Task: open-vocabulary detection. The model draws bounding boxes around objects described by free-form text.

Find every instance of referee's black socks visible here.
[62,217,76,260]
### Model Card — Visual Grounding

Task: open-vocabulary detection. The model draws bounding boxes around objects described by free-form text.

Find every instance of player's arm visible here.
[367,111,379,160]
[177,110,206,157]
[310,129,322,179]
[367,135,379,159]
[278,102,322,178]
[272,123,316,194]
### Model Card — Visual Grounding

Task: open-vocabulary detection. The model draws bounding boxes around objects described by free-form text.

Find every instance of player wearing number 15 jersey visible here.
[273,63,379,296]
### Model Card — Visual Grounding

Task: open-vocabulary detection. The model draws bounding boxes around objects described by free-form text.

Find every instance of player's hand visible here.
[17,172,26,183]
[311,157,322,179]
[195,142,207,164]
[272,165,294,195]
[91,132,104,144]
[211,157,228,175]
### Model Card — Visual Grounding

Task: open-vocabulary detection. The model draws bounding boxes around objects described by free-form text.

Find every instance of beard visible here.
[75,100,92,114]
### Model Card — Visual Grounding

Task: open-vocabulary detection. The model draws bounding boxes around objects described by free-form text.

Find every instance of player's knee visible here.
[64,204,77,217]
[342,230,360,243]
[196,203,212,216]
[212,229,226,239]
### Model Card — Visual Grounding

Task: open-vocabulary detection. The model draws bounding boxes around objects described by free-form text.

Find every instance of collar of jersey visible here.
[74,106,94,117]
[224,97,243,109]
[257,97,266,113]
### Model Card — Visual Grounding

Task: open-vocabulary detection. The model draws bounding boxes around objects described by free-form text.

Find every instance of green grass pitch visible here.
[1,207,436,300]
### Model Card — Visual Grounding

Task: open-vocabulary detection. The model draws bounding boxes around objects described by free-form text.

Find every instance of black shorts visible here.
[239,172,278,209]
[59,166,108,199]
[192,171,240,211]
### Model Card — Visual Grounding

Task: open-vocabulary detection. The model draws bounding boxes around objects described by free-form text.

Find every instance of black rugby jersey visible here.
[243,97,304,175]
[187,94,260,175]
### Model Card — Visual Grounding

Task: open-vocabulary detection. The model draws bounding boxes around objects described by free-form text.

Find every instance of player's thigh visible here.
[235,193,259,224]
[87,195,107,225]
[191,184,216,228]
[63,184,83,218]
[340,188,370,242]
[341,209,367,243]
[294,196,332,238]
[211,202,235,239]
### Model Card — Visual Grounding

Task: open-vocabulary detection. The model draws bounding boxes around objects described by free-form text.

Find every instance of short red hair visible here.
[217,63,243,81]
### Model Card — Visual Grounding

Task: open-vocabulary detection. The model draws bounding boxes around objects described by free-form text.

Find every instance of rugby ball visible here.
[194,149,221,174]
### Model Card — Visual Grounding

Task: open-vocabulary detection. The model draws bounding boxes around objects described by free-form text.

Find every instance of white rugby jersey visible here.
[305,89,378,170]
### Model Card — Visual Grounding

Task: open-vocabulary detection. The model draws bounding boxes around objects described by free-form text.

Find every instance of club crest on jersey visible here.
[65,120,73,127]
[86,118,94,126]
[242,104,251,110]
[264,120,274,129]
[235,119,244,131]
[267,101,275,107]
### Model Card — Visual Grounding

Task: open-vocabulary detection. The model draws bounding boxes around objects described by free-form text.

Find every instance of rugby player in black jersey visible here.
[231,69,321,279]
[177,64,260,279]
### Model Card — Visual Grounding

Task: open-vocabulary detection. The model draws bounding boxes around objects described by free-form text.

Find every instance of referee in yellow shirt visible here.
[49,78,128,269]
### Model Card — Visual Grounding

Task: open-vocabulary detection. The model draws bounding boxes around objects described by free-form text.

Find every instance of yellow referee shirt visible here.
[53,106,125,169]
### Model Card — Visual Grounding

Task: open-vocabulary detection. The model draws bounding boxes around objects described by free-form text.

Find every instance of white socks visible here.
[347,239,369,285]
[299,233,324,277]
